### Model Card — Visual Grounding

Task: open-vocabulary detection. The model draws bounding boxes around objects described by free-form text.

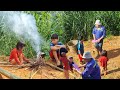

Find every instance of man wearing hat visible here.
[79,51,101,79]
[92,20,106,59]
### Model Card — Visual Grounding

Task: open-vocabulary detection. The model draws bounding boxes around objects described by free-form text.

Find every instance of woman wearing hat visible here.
[79,51,101,79]
[9,41,30,65]
[92,20,106,59]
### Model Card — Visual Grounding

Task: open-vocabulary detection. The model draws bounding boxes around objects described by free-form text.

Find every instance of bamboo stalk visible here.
[0,67,21,79]
[0,64,31,67]
[0,62,9,64]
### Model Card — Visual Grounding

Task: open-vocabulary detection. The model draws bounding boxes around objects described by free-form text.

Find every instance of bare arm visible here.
[23,54,30,63]
[50,46,61,51]
[79,64,86,68]
[55,45,66,48]
[51,45,66,51]
[93,34,96,40]
[98,36,104,41]
[23,58,30,63]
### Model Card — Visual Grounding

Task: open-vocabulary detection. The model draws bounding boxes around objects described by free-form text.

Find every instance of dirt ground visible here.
[0,36,120,79]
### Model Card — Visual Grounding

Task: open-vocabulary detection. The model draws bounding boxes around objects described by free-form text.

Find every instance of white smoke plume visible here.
[0,11,43,58]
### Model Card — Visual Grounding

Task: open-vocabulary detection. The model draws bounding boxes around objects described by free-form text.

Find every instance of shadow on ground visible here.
[107,48,120,59]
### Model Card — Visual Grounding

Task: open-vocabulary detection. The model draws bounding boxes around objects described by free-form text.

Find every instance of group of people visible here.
[49,20,108,79]
[8,20,108,79]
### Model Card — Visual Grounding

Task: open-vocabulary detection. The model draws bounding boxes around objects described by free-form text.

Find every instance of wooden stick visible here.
[0,67,21,79]
[46,62,77,79]
[30,66,41,79]
[0,65,20,67]
[46,62,64,72]
[29,68,35,79]
[0,62,9,64]
[0,64,31,67]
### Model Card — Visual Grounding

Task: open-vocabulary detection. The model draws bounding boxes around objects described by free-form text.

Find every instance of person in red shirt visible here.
[98,50,108,75]
[60,48,70,79]
[9,41,30,65]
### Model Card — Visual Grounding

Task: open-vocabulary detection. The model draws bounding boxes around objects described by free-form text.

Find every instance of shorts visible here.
[95,39,103,52]
[60,57,70,70]
[64,63,70,70]
[49,50,60,59]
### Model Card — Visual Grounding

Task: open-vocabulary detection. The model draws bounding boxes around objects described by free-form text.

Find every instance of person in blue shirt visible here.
[49,34,66,68]
[79,51,101,79]
[92,20,106,59]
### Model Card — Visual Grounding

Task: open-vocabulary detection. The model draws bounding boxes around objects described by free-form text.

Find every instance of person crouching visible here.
[9,41,30,65]
[79,51,101,79]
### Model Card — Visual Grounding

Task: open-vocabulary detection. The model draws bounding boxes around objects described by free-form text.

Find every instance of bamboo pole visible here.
[0,62,9,64]
[0,64,31,67]
[0,67,21,79]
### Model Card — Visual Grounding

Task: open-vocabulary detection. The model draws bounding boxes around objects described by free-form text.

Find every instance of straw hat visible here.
[95,20,101,25]
[82,51,93,59]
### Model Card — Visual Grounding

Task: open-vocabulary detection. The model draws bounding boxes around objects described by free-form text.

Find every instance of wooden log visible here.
[0,62,9,64]
[0,62,10,65]
[0,64,31,67]
[0,67,21,79]
[46,62,64,72]
[0,65,20,67]
[46,62,77,79]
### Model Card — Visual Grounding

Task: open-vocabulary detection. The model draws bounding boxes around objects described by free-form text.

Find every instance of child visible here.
[68,57,74,73]
[68,56,82,74]
[9,41,30,65]
[98,50,108,76]
[60,48,70,79]
[77,36,84,64]
[49,34,66,68]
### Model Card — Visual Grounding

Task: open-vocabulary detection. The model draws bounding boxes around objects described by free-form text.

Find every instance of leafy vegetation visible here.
[0,11,120,59]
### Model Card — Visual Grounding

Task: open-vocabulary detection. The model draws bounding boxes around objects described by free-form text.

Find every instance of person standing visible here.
[77,36,84,63]
[98,50,108,76]
[92,20,106,59]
